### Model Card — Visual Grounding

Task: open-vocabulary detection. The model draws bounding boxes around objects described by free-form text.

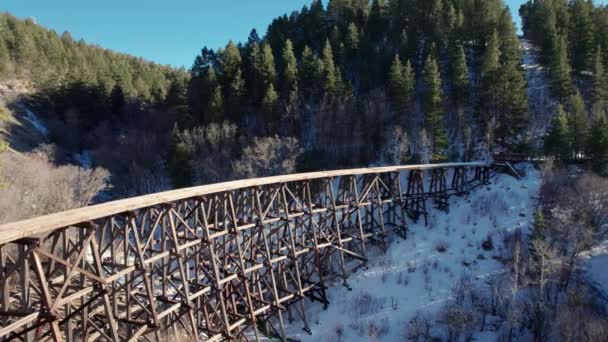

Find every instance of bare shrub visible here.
[345,291,387,318]
[0,152,109,223]
[345,291,389,337]
[437,277,477,342]
[555,290,608,342]
[406,312,433,341]
[482,234,494,251]
[573,173,608,234]
[178,121,239,184]
[367,317,390,341]
[232,135,302,179]
[112,159,170,197]
[435,240,449,253]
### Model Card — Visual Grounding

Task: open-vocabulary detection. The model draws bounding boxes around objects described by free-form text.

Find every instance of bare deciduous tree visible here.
[178,121,239,184]
[0,152,109,223]
[232,135,302,179]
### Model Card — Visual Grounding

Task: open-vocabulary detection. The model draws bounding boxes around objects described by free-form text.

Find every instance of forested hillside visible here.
[166,0,529,188]
[521,0,608,174]
[0,11,189,221]
[0,0,607,219]
[0,12,184,101]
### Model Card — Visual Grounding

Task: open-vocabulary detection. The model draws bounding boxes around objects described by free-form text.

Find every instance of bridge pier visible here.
[452,167,469,195]
[430,168,449,212]
[405,170,428,226]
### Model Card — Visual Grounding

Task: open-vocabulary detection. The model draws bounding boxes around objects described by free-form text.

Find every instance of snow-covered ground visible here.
[579,240,608,304]
[284,164,541,341]
[21,106,49,137]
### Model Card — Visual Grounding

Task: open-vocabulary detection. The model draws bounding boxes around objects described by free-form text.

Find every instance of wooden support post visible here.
[405,170,428,225]
[452,167,468,195]
[430,168,449,212]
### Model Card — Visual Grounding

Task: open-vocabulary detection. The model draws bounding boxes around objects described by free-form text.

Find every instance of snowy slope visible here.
[284,164,541,341]
[522,40,555,148]
[579,240,608,304]
[0,102,49,153]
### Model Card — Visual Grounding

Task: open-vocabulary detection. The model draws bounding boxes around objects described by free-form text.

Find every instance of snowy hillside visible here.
[285,165,541,341]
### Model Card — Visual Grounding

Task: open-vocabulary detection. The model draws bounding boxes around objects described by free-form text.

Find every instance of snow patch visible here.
[284,164,541,341]
[22,107,49,137]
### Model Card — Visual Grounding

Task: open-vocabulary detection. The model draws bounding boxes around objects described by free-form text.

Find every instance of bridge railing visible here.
[0,162,491,341]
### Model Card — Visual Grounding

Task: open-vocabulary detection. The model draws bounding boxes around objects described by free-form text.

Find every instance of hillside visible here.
[0,1,607,341]
[0,12,185,101]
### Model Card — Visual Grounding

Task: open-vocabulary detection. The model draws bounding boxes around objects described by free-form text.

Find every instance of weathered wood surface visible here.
[0,162,493,341]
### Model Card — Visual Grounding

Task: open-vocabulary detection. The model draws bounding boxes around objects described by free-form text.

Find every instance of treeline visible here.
[167,0,529,187]
[521,1,608,173]
[0,12,185,103]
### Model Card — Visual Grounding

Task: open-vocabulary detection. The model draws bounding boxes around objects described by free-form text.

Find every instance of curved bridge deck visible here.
[0,162,495,341]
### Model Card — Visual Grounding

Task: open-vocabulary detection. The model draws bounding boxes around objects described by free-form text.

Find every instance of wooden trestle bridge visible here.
[0,162,504,341]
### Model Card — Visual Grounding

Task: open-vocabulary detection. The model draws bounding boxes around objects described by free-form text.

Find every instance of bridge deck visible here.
[0,162,485,245]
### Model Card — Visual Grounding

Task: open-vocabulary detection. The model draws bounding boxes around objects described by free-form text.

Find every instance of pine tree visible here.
[218,41,242,81]
[592,47,607,106]
[247,28,261,46]
[569,0,595,71]
[299,45,324,96]
[191,47,216,77]
[544,104,570,161]
[529,208,546,262]
[207,85,224,123]
[586,112,608,175]
[345,22,360,53]
[422,55,446,160]
[262,84,279,121]
[451,44,469,106]
[531,209,546,242]
[166,127,192,189]
[480,30,501,131]
[281,39,298,98]
[259,43,277,89]
[388,55,405,105]
[189,67,218,125]
[388,55,414,113]
[217,41,245,119]
[166,77,191,128]
[388,55,414,114]
[550,34,572,100]
[368,0,384,41]
[443,2,457,42]
[403,60,414,104]
[497,8,522,66]
[321,39,339,95]
[496,62,528,144]
[568,90,589,159]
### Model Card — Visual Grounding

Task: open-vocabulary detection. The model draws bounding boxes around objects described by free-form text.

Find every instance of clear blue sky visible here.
[0,0,579,68]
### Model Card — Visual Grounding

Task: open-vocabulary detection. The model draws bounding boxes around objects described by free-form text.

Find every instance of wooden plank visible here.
[0,312,39,338]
